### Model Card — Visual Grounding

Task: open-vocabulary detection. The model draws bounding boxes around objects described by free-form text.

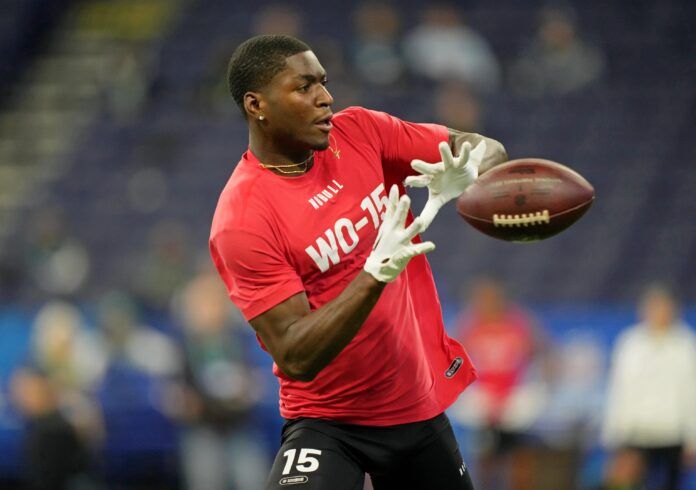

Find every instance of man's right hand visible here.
[364,185,435,283]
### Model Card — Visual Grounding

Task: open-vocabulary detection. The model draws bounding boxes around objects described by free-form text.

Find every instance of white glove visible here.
[405,140,487,230]
[364,185,435,283]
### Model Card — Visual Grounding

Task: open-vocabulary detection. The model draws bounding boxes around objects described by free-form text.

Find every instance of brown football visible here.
[456,158,595,242]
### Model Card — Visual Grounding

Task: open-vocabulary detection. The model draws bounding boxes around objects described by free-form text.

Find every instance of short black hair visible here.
[227,35,311,117]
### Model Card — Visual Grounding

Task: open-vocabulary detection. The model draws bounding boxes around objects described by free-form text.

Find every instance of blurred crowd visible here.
[451,280,696,490]
[1,1,694,489]
[6,265,270,489]
[196,1,603,124]
[4,273,695,489]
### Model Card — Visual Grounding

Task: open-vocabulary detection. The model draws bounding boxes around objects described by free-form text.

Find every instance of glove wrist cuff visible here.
[364,256,393,283]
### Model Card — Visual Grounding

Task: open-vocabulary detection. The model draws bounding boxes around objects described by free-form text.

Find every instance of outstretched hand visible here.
[405,140,486,230]
[364,185,435,283]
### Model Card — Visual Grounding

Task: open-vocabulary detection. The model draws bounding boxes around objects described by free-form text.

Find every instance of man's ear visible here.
[244,92,264,120]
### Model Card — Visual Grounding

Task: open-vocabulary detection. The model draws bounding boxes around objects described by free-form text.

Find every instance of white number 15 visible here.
[282,448,322,475]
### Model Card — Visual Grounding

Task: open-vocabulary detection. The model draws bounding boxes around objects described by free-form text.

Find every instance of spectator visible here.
[403,4,501,92]
[510,6,604,97]
[537,333,607,488]
[133,220,191,312]
[351,2,406,87]
[253,3,303,38]
[432,81,482,133]
[10,366,100,490]
[168,270,267,490]
[94,291,181,484]
[104,45,155,123]
[31,301,107,393]
[602,284,696,490]
[98,290,180,378]
[30,301,107,452]
[451,277,549,490]
[23,207,90,299]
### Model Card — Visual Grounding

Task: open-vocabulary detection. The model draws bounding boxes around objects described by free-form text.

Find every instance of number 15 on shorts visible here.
[282,448,322,474]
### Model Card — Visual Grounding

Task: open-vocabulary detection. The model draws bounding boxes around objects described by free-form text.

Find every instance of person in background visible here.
[30,301,107,452]
[23,207,90,299]
[432,81,482,134]
[402,4,500,93]
[451,277,550,490]
[602,284,696,490]
[10,366,99,490]
[31,301,107,392]
[253,2,303,39]
[350,1,406,88]
[168,269,268,490]
[98,290,180,379]
[510,6,604,97]
[134,220,191,313]
[536,332,606,489]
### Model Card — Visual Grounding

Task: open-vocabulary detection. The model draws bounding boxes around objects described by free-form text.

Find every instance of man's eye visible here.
[321,79,328,86]
[298,85,310,93]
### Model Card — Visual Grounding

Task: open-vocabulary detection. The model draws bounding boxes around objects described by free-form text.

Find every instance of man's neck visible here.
[249,130,313,168]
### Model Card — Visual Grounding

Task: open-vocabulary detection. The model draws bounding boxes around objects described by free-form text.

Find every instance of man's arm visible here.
[249,186,433,382]
[250,272,384,382]
[405,130,507,229]
[447,128,508,174]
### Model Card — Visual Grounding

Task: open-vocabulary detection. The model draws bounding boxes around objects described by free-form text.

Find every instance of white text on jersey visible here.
[308,180,344,209]
[305,183,388,272]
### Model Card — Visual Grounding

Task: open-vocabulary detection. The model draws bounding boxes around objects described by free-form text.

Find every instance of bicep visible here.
[249,291,311,362]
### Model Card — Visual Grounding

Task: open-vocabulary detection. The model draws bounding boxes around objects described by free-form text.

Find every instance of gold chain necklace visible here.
[258,135,340,175]
[259,152,314,175]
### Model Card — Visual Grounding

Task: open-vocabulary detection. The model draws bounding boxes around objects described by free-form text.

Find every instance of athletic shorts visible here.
[265,412,474,490]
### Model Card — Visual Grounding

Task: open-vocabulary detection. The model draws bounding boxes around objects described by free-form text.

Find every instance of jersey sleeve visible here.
[210,228,305,321]
[349,107,449,182]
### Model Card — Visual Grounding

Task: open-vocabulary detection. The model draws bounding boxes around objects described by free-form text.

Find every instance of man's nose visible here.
[317,85,333,106]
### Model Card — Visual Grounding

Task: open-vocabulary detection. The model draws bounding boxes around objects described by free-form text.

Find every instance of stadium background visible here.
[0,0,694,488]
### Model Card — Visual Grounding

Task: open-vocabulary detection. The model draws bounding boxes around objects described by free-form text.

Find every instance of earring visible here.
[259,115,265,121]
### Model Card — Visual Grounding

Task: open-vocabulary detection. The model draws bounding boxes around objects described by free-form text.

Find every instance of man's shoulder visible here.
[674,323,696,343]
[335,105,368,119]
[614,325,645,348]
[333,106,381,129]
[210,162,268,238]
[335,105,396,121]
[333,106,393,145]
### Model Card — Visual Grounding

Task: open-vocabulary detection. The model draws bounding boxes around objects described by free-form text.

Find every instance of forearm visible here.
[447,128,508,174]
[280,271,385,381]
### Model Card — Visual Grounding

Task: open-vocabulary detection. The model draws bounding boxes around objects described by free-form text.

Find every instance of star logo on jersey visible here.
[329,134,341,159]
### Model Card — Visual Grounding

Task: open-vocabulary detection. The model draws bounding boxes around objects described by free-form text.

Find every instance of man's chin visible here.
[312,137,330,151]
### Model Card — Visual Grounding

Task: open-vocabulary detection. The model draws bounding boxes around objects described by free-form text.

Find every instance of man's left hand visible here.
[405,140,486,230]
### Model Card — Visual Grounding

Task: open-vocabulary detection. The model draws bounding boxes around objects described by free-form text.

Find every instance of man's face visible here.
[642,293,677,330]
[257,51,334,151]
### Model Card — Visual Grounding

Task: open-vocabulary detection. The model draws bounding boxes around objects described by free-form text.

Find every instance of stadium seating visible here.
[3,0,690,302]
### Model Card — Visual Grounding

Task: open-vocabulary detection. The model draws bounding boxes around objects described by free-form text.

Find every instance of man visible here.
[453,277,549,490]
[11,366,97,490]
[602,285,696,490]
[210,35,507,490]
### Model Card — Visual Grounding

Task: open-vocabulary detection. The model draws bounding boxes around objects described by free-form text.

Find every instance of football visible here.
[456,158,595,242]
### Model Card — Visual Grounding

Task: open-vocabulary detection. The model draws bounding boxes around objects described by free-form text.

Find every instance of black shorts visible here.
[265,413,474,490]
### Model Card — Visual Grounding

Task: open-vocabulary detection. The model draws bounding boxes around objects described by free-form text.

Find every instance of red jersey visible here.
[210,107,476,425]
[456,308,535,420]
